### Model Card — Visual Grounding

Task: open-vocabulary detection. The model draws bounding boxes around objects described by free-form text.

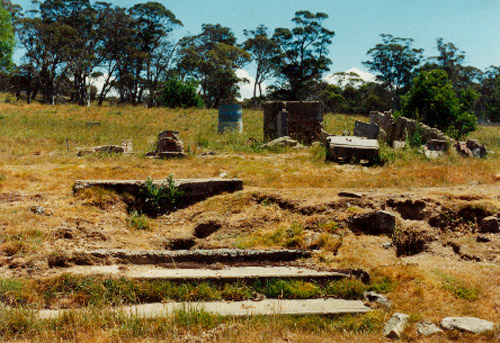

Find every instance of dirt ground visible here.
[1,105,499,342]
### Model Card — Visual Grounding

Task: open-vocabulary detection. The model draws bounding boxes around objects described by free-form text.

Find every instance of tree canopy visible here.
[363,34,423,110]
[0,5,14,73]
[402,69,477,138]
[178,24,250,108]
[271,11,334,100]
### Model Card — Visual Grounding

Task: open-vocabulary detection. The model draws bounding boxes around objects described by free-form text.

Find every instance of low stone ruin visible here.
[454,139,487,158]
[262,136,302,148]
[76,140,133,156]
[422,139,449,159]
[263,101,323,144]
[146,130,186,158]
[369,111,452,143]
[353,120,379,139]
[325,136,379,164]
[368,111,488,159]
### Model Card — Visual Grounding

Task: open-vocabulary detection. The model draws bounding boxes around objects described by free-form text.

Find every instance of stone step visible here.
[72,178,243,202]
[69,249,312,265]
[38,298,371,319]
[54,265,349,282]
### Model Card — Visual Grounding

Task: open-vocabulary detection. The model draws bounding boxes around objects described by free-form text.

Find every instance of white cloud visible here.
[236,69,267,100]
[324,67,377,87]
[90,73,119,97]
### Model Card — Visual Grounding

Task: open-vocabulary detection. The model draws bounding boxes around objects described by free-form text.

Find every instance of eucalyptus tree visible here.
[363,34,423,110]
[0,5,15,73]
[271,11,335,100]
[123,2,182,106]
[178,23,251,108]
[242,25,278,98]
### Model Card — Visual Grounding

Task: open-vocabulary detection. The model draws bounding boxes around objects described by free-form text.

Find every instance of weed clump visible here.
[127,211,150,231]
[139,175,184,216]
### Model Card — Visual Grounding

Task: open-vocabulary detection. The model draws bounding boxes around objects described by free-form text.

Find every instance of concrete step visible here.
[73,178,243,203]
[53,265,349,282]
[69,249,312,265]
[38,298,371,319]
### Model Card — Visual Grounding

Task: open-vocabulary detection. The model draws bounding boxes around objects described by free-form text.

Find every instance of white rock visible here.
[416,322,443,336]
[441,317,494,334]
[383,313,409,339]
[363,291,392,309]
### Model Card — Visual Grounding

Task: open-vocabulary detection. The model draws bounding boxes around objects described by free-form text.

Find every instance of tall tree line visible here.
[0,0,498,122]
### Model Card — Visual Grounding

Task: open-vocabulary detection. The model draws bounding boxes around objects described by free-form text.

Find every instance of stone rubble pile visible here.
[146,130,186,158]
[76,140,133,156]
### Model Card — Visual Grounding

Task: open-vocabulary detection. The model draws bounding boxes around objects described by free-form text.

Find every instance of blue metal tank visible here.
[218,104,243,133]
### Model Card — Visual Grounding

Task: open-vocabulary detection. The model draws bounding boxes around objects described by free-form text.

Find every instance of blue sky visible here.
[13,0,500,97]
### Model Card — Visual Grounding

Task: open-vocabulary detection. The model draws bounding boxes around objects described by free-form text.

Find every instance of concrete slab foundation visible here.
[58,265,349,281]
[39,298,371,319]
[73,178,243,202]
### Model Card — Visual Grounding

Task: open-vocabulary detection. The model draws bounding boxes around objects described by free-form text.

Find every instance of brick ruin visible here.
[263,101,323,144]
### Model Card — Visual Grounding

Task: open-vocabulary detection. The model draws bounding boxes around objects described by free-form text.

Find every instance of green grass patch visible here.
[0,274,385,310]
[434,271,480,301]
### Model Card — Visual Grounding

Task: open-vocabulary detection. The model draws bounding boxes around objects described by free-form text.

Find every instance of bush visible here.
[139,175,184,215]
[158,79,204,109]
[402,69,477,139]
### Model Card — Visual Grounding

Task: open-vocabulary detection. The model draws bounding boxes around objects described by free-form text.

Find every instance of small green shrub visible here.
[127,211,150,230]
[140,175,184,215]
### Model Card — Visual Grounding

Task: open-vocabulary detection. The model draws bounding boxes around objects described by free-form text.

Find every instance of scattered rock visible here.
[77,140,133,156]
[476,235,491,243]
[349,210,396,235]
[30,205,46,216]
[147,130,186,158]
[200,151,217,156]
[479,216,500,233]
[495,173,500,182]
[455,140,487,158]
[441,317,494,334]
[304,232,323,250]
[416,322,443,336]
[338,191,362,199]
[382,242,393,249]
[262,136,301,148]
[363,291,392,309]
[383,313,409,339]
[393,140,406,150]
[166,234,197,250]
[467,139,487,158]
[422,139,448,159]
[193,215,224,238]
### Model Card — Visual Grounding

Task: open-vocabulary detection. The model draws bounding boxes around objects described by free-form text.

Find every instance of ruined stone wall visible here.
[263,101,323,144]
[369,111,453,144]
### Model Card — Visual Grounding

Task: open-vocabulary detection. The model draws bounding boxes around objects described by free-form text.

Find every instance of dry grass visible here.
[1,103,500,342]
